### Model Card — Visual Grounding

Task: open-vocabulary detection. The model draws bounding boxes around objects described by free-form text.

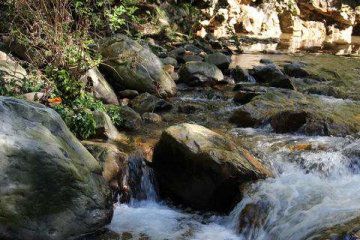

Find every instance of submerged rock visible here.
[233,91,261,105]
[99,34,176,98]
[178,103,199,114]
[0,97,112,240]
[178,61,224,86]
[153,123,272,212]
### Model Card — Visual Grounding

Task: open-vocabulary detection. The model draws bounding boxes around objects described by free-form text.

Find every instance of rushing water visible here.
[107,130,360,240]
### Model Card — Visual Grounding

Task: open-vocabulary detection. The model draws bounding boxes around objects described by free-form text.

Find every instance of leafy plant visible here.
[105,105,124,127]
[106,0,139,32]
[68,110,97,139]
[53,103,97,140]
[73,93,106,111]
[45,67,84,103]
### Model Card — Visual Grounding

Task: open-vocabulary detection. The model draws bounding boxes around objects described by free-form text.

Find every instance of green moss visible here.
[294,54,360,100]
[245,89,360,135]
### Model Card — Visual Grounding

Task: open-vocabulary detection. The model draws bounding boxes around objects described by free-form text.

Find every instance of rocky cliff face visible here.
[194,0,360,44]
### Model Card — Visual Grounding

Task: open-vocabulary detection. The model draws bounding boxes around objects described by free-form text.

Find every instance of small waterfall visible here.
[227,132,360,240]
[109,130,360,240]
[120,155,158,203]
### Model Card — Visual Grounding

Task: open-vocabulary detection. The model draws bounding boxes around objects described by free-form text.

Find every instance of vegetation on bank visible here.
[0,0,198,139]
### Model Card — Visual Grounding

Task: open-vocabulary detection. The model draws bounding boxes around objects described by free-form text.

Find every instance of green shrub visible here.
[73,93,106,112]
[53,104,97,140]
[105,105,124,127]
[45,67,84,103]
[68,110,97,140]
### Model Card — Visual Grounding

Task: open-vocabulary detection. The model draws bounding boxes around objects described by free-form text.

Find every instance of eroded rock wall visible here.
[194,0,359,43]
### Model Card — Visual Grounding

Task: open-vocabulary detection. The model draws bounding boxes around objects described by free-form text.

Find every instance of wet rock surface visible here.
[250,64,296,90]
[130,93,172,114]
[152,123,272,212]
[230,88,360,136]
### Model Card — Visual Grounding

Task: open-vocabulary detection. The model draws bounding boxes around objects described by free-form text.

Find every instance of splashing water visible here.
[108,131,360,240]
[229,131,360,240]
[109,157,241,240]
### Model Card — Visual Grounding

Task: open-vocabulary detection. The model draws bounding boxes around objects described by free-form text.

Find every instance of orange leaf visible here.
[48,97,62,104]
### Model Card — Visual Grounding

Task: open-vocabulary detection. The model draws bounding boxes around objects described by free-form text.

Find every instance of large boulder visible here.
[0,97,113,240]
[152,123,272,212]
[99,34,176,98]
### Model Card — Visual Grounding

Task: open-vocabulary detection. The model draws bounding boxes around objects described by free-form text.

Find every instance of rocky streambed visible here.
[84,50,360,239]
[0,34,360,240]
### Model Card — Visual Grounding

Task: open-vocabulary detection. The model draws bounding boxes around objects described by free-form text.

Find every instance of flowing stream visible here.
[107,128,360,240]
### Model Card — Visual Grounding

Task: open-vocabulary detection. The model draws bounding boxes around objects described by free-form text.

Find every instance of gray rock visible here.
[116,106,142,131]
[231,66,255,82]
[81,67,119,104]
[178,61,224,86]
[168,47,185,60]
[283,62,310,78]
[130,93,172,114]
[93,111,120,140]
[0,97,112,240]
[184,44,202,54]
[182,55,204,63]
[142,112,162,123]
[205,52,231,70]
[99,34,176,98]
[251,64,296,90]
[160,57,178,67]
[229,89,360,136]
[118,90,139,99]
[259,58,274,65]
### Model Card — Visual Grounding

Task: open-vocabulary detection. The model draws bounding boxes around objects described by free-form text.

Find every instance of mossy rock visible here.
[99,34,176,98]
[230,88,360,136]
[0,97,113,240]
[293,54,360,101]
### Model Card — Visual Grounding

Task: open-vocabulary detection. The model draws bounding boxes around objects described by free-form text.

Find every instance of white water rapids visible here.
[108,129,360,240]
